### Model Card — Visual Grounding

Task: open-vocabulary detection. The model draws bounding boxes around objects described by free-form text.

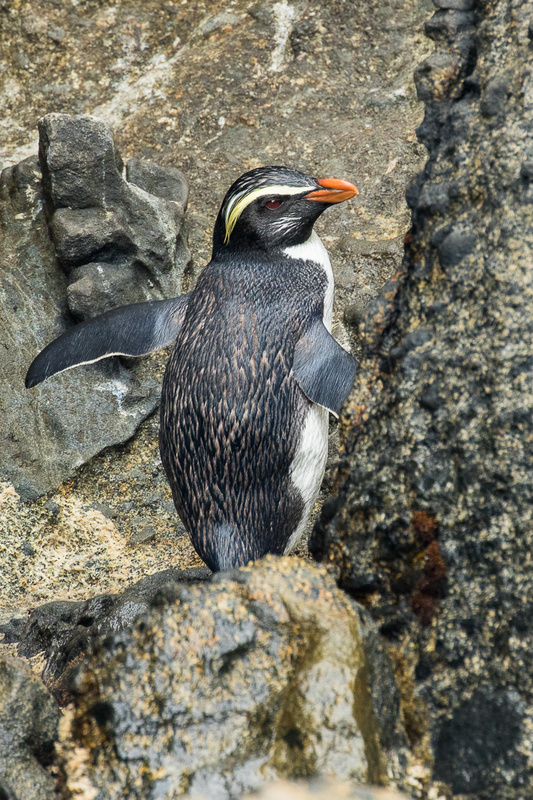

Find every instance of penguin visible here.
[26,166,358,572]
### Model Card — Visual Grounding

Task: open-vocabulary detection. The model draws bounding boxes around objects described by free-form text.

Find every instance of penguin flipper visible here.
[25,294,190,388]
[293,319,358,416]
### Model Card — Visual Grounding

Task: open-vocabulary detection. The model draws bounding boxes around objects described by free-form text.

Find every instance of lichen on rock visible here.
[0,657,59,800]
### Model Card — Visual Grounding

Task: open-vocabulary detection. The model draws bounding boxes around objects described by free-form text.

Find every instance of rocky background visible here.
[312,0,533,798]
[0,0,432,613]
[1,0,531,798]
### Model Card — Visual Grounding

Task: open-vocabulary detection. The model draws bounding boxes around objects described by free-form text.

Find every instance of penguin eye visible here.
[266,199,282,210]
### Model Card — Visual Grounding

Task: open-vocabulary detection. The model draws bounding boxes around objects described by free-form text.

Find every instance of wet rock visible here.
[0,658,59,800]
[312,0,533,797]
[0,115,189,498]
[57,558,408,798]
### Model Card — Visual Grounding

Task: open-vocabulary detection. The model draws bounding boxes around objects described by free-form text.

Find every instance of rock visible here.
[39,114,189,313]
[66,262,150,320]
[311,1,533,797]
[0,115,189,498]
[39,113,124,209]
[56,558,407,799]
[4,566,210,702]
[126,158,188,208]
[244,779,410,800]
[433,0,473,9]
[0,657,59,800]
[49,206,133,271]
[46,24,65,44]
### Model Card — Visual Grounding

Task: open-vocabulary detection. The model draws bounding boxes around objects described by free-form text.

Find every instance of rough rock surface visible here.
[1,565,210,703]
[0,657,59,800]
[0,0,433,615]
[56,558,408,799]
[311,1,533,798]
[0,0,432,331]
[0,115,189,499]
[40,114,188,319]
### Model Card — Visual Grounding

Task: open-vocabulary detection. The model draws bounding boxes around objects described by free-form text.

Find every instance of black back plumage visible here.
[160,249,328,571]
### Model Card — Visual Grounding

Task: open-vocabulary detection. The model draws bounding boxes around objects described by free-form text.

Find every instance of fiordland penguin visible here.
[26,166,358,571]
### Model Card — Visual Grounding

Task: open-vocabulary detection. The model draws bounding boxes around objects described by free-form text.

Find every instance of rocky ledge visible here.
[1,558,409,800]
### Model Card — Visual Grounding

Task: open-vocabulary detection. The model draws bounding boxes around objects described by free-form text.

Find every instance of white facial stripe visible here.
[224,183,313,243]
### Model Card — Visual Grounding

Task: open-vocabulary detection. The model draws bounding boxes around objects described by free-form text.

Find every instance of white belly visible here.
[283,230,334,553]
[285,402,329,553]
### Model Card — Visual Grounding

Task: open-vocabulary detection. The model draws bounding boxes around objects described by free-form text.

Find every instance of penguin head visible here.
[212,166,358,257]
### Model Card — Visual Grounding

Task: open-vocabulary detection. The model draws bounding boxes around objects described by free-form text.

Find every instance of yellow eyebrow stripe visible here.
[224,184,310,243]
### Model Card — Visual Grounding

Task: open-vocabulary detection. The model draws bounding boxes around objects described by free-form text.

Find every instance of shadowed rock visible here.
[311,1,533,797]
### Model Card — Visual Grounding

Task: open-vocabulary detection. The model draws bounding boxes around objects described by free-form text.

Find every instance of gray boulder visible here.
[2,566,211,703]
[311,1,533,798]
[56,557,408,799]
[0,115,189,498]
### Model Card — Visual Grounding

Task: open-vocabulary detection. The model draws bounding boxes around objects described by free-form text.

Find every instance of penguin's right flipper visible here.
[292,319,358,416]
[26,294,190,388]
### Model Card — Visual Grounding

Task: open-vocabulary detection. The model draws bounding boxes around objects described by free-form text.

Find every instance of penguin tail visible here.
[203,524,255,572]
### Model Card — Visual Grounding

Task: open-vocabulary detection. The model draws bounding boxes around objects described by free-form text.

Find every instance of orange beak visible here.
[306,177,358,203]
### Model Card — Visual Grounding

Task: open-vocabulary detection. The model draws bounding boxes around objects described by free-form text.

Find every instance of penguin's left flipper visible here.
[293,319,358,416]
[26,294,190,388]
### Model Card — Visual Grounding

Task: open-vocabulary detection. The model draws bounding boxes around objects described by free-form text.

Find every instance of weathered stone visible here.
[118,175,188,297]
[126,158,188,208]
[0,116,188,497]
[57,558,408,799]
[433,0,473,9]
[67,262,151,320]
[40,114,189,318]
[39,113,124,209]
[0,658,59,800]
[414,53,461,102]
[4,567,210,698]
[50,205,133,270]
[425,9,475,42]
[312,1,533,797]
[479,73,513,118]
